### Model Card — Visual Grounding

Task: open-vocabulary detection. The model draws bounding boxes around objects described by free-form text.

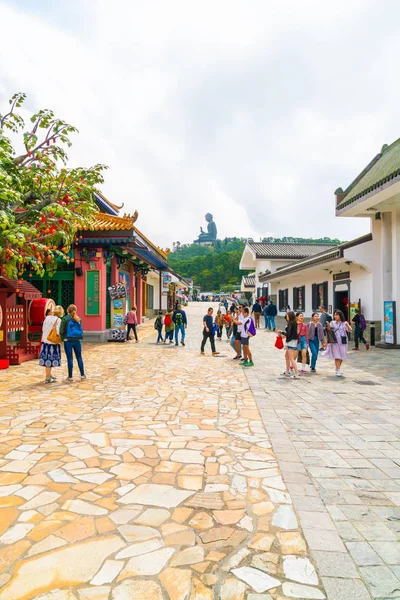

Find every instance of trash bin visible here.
[370,321,376,346]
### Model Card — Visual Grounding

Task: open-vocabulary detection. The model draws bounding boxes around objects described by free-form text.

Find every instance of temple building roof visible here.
[82,212,138,232]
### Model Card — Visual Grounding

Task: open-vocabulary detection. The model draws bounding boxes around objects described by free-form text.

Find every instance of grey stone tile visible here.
[336,522,365,542]
[298,511,336,531]
[340,506,381,522]
[322,577,371,600]
[326,505,347,521]
[292,495,326,512]
[370,541,400,565]
[346,542,384,566]
[312,550,359,578]
[354,521,397,541]
[303,529,346,553]
[359,565,400,598]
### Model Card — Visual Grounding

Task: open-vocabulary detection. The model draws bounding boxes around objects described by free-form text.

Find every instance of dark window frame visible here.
[293,286,305,312]
[278,288,289,311]
[312,281,328,311]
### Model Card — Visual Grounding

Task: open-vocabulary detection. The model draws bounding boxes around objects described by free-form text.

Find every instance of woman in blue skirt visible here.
[39,305,64,383]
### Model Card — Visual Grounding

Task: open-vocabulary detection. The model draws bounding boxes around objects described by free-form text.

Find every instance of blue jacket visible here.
[265,303,277,316]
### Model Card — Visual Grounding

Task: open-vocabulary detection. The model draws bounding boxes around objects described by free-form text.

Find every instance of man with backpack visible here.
[239,306,255,367]
[163,309,174,343]
[352,308,370,351]
[172,304,187,346]
[319,305,332,331]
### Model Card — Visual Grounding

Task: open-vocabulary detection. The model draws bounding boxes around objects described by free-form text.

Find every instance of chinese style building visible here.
[29,192,174,342]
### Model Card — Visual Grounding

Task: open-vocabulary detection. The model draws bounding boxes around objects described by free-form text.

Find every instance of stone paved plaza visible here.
[0,303,399,599]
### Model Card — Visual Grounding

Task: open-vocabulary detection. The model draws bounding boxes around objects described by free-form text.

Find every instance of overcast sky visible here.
[1,0,400,247]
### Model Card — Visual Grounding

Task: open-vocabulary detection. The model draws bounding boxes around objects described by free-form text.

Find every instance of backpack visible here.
[175,312,184,327]
[66,316,83,340]
[164,314,172,327]
[154,316,162,329]
[245,317,257,337]
[359,314,367,330]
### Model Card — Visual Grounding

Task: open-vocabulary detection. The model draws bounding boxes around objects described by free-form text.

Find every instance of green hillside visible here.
[168,237,343,292]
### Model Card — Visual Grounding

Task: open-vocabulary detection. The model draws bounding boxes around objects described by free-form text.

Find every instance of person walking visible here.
[201,307,220,356]
[278,311,299,378]
[173,303,187,346]
[352,308,370,351]
[223,310,232,339]
[265,299,277,331]
[39,305,64,383]
[307,312,325,372]
[232,305,244,360]
[251,299,262,328]
[215,309,224,340]
[296,312,309,374]
[154,311,164,343]
[126,305,139,343]
[164,309,174,344]
[318,305,332,330]
[240,307,254,367]
[323,309,352,377]
[60,304,86,382]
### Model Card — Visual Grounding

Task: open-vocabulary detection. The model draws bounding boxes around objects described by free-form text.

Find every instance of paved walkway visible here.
[0,303,398,599]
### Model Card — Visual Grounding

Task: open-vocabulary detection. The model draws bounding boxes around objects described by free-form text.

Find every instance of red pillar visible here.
[137,271,142,323]
[111,256,118,284]
[129,263,135,309]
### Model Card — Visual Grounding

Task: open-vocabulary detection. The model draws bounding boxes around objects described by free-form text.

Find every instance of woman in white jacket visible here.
[39,305,64,383]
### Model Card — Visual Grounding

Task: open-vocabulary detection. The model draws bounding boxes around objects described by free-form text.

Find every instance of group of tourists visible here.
[250,299,278,330]
[153,304,187,346]
[40,304,85,383]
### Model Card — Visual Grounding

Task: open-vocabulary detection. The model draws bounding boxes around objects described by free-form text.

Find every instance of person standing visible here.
[201,307,220,356]
[232,305,244,360]
[240,307,254,367]
[296,312,309,374]
[265,299,277,331]
[126,305,139,343]
[223,310,232,339]
[323,309,352,377]
[164,309,174,344]
[278,311,299,379]
[39,305,64,383]
[215,310,224,340]
[154,311,164,343]
[352,308,370,351]
[318,305,332,330]
[60,304,86,382]
[307,312,325,372]
[173,303,187,346]
[251,299,262,328]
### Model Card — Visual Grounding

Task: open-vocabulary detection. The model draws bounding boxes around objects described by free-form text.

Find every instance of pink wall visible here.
[74,248,106,332]
[137,271,142,323]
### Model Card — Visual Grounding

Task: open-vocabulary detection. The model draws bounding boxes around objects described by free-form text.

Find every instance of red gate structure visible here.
[0,277,42,367]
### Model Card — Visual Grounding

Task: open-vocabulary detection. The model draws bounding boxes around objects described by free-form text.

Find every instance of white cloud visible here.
[1,0,399,247]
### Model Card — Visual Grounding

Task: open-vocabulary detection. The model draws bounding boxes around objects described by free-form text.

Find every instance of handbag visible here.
[275,335,284,350]
[297,349,310,365]
[326,327,337,344]
[47,320,61,345]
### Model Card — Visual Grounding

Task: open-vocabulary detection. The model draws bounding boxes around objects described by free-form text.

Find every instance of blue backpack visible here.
[66,316,83,340]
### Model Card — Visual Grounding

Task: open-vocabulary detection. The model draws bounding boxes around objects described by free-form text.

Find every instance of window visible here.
[278,289,288,311]
[312,281,328,311]
[146,284,154,309]
[293,286,305,311]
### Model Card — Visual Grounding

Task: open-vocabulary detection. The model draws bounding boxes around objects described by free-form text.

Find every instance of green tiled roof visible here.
[337,138,400,210]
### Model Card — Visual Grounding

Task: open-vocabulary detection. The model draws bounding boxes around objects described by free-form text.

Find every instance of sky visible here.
[1,0,400,248]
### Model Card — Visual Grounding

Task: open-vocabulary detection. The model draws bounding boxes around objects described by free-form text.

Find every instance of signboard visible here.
[112,298,126,329]
[86,270,101,315]
[384,301,396,344]
[349,302,360,324]
[333,272,350,281]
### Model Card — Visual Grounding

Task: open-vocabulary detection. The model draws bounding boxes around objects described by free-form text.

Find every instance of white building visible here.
[252,139,400,348]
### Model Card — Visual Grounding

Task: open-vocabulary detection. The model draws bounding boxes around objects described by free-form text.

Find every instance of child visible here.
[154,311,164,343]
[223,310,232,339]
[215,310,224,340]
[240,307,254,367]
[164,309,174,344]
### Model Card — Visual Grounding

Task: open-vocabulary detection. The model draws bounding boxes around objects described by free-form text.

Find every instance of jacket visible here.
[126,310,138,325]
[265,303,277,316]
[252,302,262,313]
[297,322,309,344]
[307,321,325,342]
[285,322,298,343]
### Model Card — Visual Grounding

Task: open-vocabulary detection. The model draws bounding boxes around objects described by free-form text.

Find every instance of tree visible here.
[0,92,107,279]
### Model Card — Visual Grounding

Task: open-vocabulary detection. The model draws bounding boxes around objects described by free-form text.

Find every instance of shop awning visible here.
[131,247,168,270]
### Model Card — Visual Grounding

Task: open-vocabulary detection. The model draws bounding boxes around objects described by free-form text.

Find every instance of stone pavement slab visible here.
[0,304,327,599]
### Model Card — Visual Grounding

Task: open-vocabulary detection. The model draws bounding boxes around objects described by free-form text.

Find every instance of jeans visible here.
[165,330,174,341]
[217,325,223,339]
[64,340,85,378]
[309,337,320,369]
[126,323,138,341]
[354,325,367,348]
[201,331,216,353]
[175,324,185,344]
[264,314,268,328]
[266,316,276,330]
[156,328,164,342]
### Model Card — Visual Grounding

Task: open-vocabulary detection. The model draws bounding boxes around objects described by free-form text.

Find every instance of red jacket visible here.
[297,322,309,343]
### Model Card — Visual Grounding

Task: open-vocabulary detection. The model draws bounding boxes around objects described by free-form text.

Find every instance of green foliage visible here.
[0,92,107,278]
[169,236,344,292]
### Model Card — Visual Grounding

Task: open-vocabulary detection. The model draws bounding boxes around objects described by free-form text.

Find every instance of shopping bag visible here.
[275,335,284,350]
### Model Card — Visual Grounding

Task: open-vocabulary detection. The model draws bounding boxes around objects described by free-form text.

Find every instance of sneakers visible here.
[366,343,370,350]
[244,361,254,367]
[175,343,179,346]
[336,370,343,377]
[212,352,220,356]
[181,341,185,346]
[81,375,87,380]
[282,371,291,377]
[44,378,54,384]
[233,355,242,360]
[200,351,205,355]
[300,369,307,374]
[65,377,73,383]
[352,347,359,351]
[291,373,300,379]
[310,368,316,372]
[51,375,57,381]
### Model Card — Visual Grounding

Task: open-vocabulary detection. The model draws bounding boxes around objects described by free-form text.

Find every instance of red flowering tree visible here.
[0,92,107,279]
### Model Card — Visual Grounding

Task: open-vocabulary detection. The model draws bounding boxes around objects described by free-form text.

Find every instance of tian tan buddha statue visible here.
[194,213,217,244]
